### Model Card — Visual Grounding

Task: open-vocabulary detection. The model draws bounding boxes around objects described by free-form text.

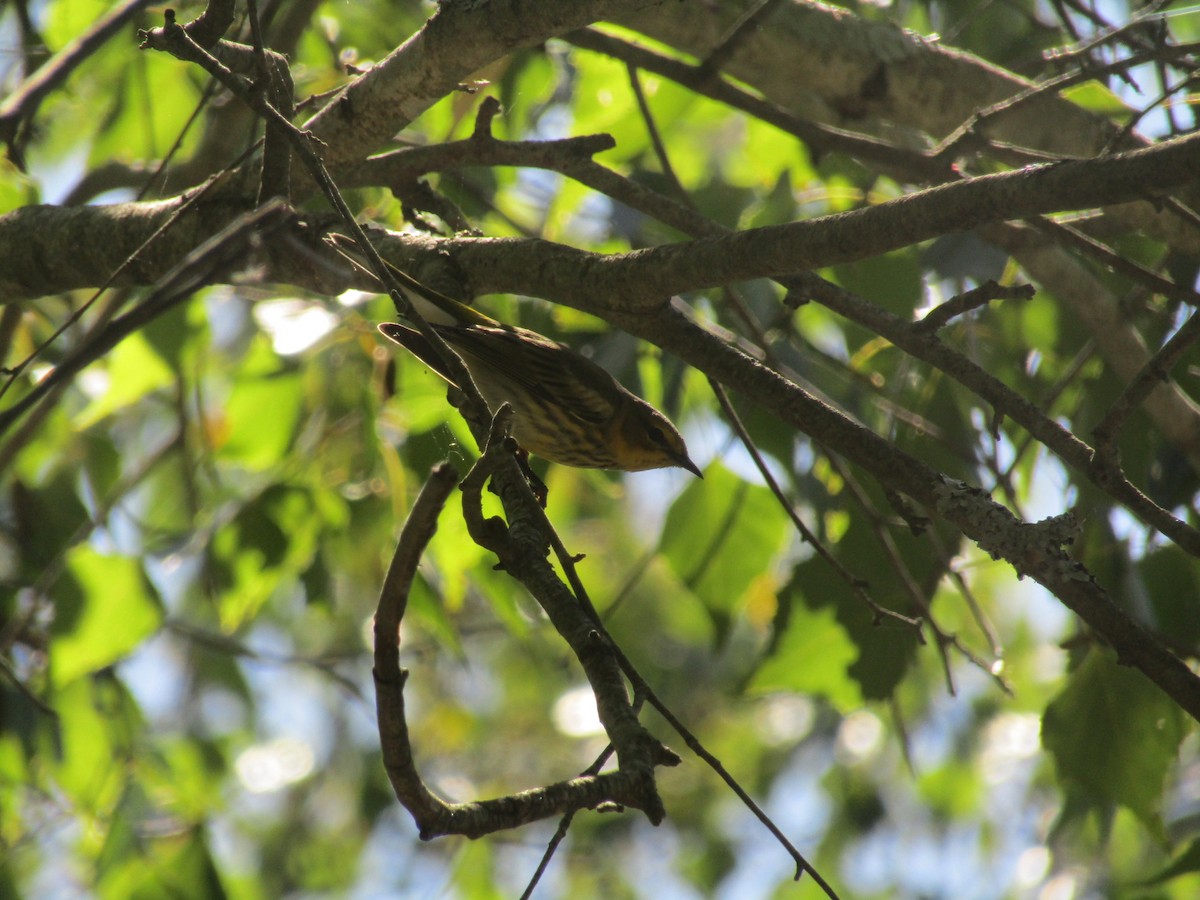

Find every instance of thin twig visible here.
[832,458,1012,695]
[166,619,365,699]
[627,64,689,202]
[567,28,952,181]
[828,456,958,695]
[541,525,838,896]
[927,529,1006,670]
[0,653,58,719]
[374,462,462,826]
[709,378,923,632]
[0,200,290,441]
[914,281,1035,333]
[1093,311,1200,451]
[1033,217,1199,307]
[519,739,621,900]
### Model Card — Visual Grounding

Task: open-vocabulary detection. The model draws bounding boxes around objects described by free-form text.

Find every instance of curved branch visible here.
[376,458,676,838]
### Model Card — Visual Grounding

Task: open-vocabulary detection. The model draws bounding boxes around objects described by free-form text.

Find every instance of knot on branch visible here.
[469,94,615,157]
[137,9,188,54]
[1027,511,1082,548]
[934,477,1084,579]
[138,2,234,52]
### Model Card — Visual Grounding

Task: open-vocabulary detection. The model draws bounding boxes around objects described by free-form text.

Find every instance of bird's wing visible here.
[446,326,621,426]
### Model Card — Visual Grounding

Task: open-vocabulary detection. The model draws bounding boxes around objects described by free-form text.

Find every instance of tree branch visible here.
[0,0,156,167]
[296,0,671,189]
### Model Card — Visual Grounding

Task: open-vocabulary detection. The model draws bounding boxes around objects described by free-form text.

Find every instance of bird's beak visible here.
[678,454,703,478]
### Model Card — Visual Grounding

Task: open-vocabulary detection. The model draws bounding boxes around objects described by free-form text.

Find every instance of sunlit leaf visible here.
[210,486,319,629]
[51,548,163,686]
[748,601,863,711]
[0,157,37,215]
[75,332,174,429]
[1059,81,1133,117]
[51,676,136,814]
[97,827,227,900]
[1140,837,1200,887]
[659,463,789,626]
[215,364,304,471]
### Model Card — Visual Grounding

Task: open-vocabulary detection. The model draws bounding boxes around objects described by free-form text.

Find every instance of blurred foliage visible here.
[2,1,1200,899]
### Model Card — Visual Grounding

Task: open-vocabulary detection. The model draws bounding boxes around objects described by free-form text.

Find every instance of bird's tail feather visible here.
[325,232,486,327]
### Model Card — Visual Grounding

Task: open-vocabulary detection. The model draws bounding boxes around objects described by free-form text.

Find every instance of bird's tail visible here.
[377,322,460,386]
[325,232,490,327]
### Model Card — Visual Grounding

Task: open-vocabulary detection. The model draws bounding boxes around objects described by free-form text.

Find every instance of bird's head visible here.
[614,401,702,476]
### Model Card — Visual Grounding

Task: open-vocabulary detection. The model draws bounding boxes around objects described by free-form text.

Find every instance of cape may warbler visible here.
[331,236,700,476]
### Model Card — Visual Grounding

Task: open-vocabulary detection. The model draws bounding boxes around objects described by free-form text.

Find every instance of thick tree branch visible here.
[4,119,1186,303]
[615,0,1200,257]
[619,0,1124,155]
[628,304,1200,724]
[0,201,291,441]
[296,0,668,189]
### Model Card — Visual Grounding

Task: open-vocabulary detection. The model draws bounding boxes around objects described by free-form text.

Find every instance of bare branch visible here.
[914,281,1036,333]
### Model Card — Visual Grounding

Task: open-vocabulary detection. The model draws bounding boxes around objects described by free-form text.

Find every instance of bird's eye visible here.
[646,425,666,445]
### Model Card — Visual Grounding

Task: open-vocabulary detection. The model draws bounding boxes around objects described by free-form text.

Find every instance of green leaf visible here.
[738,169,798,230]
[142,297,206,370]
[1140,837,1200,887]
[98,827,228,900]
[50,548,163,686]
[0,156,37,215]
[1016,289,1059,355]
[44,0,112,47]
[497,49,557,132]
[659,463,788,624]
[75,331,175,428]
[747,601,862,711]
[1137,546,1200,652]
[452,840,504,900]
[11,472,89,577]
[51,677,133,814]
[917,760,984,819]
[1042,648,1187,838]
[216,368,304,470]
[1059,81,1133,117]
[785,513,924,701]
[210,486,319,630]
[830,248,923,319]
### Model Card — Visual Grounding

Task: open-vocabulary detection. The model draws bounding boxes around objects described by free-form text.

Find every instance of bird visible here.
[327,234,701,478]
